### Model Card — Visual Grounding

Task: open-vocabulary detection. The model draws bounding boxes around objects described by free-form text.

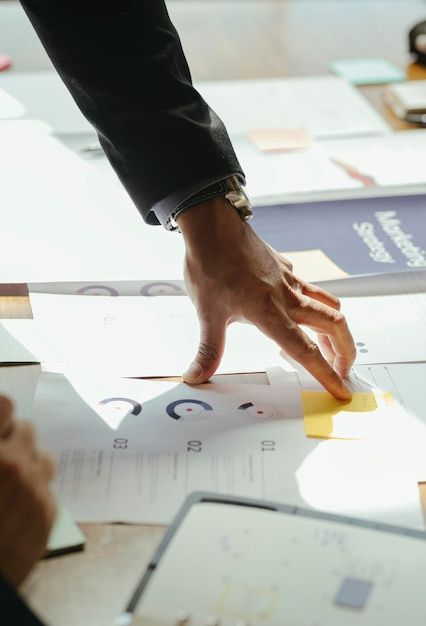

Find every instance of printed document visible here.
[30,372,304,524]
[16,361,426,528]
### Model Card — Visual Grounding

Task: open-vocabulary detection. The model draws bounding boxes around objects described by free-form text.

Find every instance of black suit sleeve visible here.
[0,576,45,625]
[19,0,244,224]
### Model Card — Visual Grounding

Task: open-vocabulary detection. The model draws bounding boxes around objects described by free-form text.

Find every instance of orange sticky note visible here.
[247,128,313,152]
[0,55,12,72]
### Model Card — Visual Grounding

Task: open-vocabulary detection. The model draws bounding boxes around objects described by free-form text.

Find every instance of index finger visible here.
[256,314,352,400]
[291,298,356,378]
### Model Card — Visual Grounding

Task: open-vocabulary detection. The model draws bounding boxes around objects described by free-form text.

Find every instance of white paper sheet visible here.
[0,72,389,138]
[28,280,186,297]
[25,294,286,376]
[24,290,426,376]
[339,293,426,365]
[29,372,304,523]
[235,138,358,201]
[23,362,426,528]
[0,87,25,119]
[0,72,93,133]
[267,362,426,528]
[197,76,390,138]
[322,131,426,188]
[318,268,426,297]
[0,364,40,419]
[0,121,184,282]
[0,323,40,365]
[47,504,85,555]
[237,132,426,204]
[30,270,425,300]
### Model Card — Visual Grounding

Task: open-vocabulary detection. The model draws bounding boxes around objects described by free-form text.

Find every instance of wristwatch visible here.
[165,176,253,231]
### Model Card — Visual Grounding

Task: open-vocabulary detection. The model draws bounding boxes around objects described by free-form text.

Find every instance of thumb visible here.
[182,319,226,384]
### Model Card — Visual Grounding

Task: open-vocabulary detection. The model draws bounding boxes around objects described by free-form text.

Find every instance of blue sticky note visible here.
[329,58,405,85]
[335,578,373,610]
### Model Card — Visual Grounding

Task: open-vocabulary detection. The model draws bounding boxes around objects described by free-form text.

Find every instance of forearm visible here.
[20,0,243,223]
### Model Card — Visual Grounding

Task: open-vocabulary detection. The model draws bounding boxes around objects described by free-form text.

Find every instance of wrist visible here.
[178,196,247,248]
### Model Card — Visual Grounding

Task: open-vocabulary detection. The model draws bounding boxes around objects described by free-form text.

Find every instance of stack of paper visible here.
[3,290,426,375]
[0,283,425,530]
[0,293,282,376]
[1,69,426,537]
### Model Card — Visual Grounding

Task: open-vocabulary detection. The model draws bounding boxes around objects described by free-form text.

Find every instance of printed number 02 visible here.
[187,440,202,453]
[113,438,128,449]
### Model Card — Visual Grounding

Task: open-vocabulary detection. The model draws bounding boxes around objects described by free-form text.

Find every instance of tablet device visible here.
[117,492,426,626]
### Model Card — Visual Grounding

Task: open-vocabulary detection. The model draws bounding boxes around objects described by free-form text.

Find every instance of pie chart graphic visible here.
[238,402,275,419]
[76,284,119,296]
[166,399,213,420]
[140,282,185,296]
[99,397,142,416]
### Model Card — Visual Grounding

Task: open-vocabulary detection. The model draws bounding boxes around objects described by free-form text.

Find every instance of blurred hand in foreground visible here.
[0,397,56,587]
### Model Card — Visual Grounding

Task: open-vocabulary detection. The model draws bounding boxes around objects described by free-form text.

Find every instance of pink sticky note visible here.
[0,55,12,72]
[247,128,313,152]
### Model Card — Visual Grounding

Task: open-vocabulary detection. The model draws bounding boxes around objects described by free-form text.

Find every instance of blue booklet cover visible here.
[251,194,426,280]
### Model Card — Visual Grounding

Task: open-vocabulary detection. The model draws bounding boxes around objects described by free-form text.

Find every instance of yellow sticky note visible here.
[281,249,349,282]
[301,390,394,440]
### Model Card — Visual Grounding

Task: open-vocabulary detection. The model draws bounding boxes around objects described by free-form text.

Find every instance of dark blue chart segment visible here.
[76,284,119,296]
[251,194,426,277]
[166,399,213,420]
[99,397,142,416]
[238,402,275,419]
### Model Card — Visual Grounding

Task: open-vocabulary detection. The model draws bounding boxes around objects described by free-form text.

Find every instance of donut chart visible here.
[76,284,119,296]
[99,397,142,416]
[238,402,275,419]
[166,399,213,420]
[140,282,185,296]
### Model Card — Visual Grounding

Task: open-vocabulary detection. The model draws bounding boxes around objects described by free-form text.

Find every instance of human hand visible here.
[0,396,56,587]
[178,198,355,400]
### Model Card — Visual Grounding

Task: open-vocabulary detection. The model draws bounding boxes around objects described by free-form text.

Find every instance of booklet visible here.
[251,193,426,282]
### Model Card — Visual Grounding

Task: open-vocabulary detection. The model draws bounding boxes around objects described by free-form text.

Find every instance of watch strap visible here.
[167,176,252,231]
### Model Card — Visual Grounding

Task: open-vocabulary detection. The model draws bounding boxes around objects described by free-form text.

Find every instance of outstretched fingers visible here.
[300,280,341,310]
[256,308,352,400]
[290,296,356,378]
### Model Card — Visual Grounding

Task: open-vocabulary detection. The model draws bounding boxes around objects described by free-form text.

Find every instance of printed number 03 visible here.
[113,438,129,449]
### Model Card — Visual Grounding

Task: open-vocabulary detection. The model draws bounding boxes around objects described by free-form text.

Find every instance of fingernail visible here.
[182,362,203,383]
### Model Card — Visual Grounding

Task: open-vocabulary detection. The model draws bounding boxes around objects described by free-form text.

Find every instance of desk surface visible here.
[16,1,426,624]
